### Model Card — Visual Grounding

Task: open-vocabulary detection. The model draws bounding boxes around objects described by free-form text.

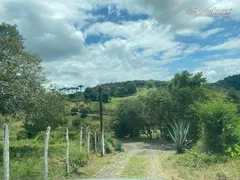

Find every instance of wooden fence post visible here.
[87,127,90,158]
[44,126,51,180]
[94,130,97,153]
[3,123,9,180]
[66,127,70,175]
[80,126,83,153]
[101,128,105,156]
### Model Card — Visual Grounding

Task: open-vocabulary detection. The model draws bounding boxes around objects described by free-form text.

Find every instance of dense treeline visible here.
[81,80,168,102]
[213,74,240,91]
[115,71,240,154]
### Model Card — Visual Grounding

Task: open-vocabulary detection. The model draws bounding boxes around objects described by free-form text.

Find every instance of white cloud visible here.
[0,0,239,87]
[194,59,240,82]
[203,37,240,51]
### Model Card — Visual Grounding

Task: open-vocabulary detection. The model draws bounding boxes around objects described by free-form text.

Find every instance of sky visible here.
[0,0,240,88]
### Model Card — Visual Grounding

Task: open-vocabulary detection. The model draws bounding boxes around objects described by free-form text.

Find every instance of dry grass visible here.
[159,153,240,180]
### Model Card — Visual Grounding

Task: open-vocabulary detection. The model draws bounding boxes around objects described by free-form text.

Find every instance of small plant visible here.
[115,141,124,152]
[226,143,240,159]
[168,120,191,153]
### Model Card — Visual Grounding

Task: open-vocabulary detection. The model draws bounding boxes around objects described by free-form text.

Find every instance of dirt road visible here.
[94,139,174,179]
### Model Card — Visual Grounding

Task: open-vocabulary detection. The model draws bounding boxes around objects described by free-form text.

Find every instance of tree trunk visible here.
[3,123,9,180]
[80,126,83,153]
[101,128,105,156]
[66,127,70,175]
[44,126,51,180]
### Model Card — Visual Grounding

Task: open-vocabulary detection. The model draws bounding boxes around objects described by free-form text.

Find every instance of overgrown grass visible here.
[162,152,240,180]
[120,156,149,178]
[0,131,120,180]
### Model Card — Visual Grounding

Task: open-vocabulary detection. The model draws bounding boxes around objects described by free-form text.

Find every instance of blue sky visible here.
[0,0,240,87]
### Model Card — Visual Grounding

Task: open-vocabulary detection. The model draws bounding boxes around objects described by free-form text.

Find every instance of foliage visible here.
[198,100,240,153]
[16,129,29,140]
[115,140,124,152]
[214,74,240,91]
[169,121,191,153]
[115,98,144,137]
[226,143,240,159]
[80,107,89,118]
[71,107,79,116]
[24,92,66,137]
[72,117,82,129]
[142,88,174,139]
[0,22,45,116]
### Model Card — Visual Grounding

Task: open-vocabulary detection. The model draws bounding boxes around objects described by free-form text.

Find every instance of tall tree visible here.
[0,22,45,116]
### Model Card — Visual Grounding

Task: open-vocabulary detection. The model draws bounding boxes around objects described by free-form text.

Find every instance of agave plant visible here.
[168,120,191,153]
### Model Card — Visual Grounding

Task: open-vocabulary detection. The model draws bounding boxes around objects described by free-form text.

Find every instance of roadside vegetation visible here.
[1,22,240,179]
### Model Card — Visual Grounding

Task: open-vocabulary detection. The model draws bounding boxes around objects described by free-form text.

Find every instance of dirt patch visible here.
[94,139,174,179]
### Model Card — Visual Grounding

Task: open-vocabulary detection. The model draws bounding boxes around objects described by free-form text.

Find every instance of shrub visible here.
[198,100,240,153]
[70,148,88,167]
[72,118,82,128]
[105,141,115,154]
[226,143,240,159]
[80,107,89,118]
[35,127,78,144]
[17,129,29,140]
[104,133,117,154]
[71,107,79,116]
[168,120,191,153]
[115,140,124,152]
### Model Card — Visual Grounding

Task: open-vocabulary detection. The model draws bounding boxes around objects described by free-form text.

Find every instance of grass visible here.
[79,153,120,178]
[0,135,119,180]
[120,156,149,178]
[160,153,240,180]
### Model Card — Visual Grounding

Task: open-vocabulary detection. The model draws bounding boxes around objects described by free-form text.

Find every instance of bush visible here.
[80,107,89,118]
[35,127,78,144]
[72,118,82,128]
[70,148,88,167]
[104,133,117,154]
[105,141,115,154]
[226,143,240,159]
[115,140,124,152]
[198,100,240,153]
[71,107,79,116]
[172,149,228,169]
[17,129,29,140]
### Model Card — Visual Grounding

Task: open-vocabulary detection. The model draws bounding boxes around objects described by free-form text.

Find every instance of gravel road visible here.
[94,139,174,179]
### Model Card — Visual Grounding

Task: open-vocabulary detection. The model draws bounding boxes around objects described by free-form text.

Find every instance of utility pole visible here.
[99,86,105,156]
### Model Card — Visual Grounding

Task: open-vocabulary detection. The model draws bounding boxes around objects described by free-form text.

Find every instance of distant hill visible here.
[66,80,169,102]
[213,74,240,90]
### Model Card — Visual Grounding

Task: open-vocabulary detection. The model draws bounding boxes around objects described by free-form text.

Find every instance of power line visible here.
[82,0,183,77]
[92,0,223,81]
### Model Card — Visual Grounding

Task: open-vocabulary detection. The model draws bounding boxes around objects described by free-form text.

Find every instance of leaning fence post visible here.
[44,126,51,180]
[3,123,9,180]
[66,127,70,175]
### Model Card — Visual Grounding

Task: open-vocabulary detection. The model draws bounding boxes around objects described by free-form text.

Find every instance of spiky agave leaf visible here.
[169,120,191,153]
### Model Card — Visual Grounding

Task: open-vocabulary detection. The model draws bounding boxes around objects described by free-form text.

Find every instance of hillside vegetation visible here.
[1,22,240,179]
